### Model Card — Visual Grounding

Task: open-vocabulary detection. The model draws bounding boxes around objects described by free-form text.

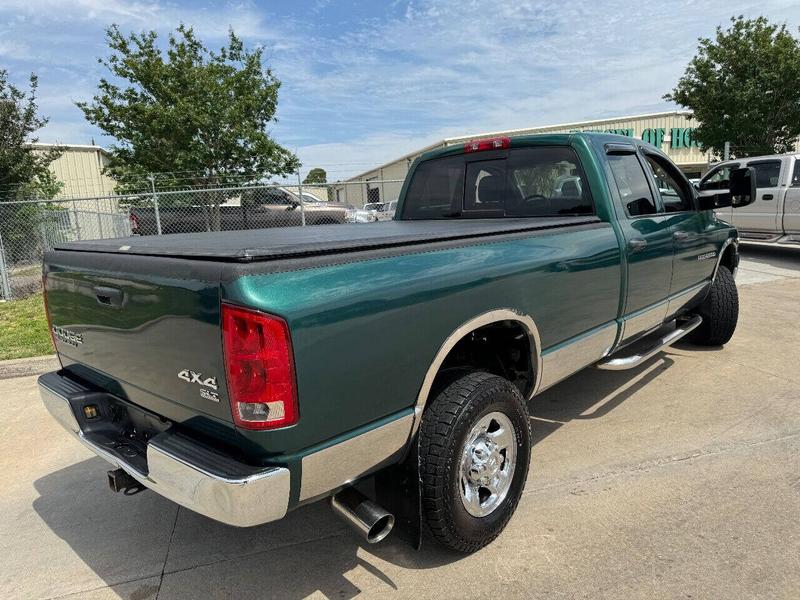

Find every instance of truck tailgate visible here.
[43,249,232,425]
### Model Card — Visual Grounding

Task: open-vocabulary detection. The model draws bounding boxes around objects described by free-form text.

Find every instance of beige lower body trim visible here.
[621,281,710,342]
[299,413,414,501]
[666,281,709,317]
[538,323,618,392]
[621,302,668,342]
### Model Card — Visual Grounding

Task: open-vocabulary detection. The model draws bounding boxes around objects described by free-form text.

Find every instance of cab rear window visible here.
[402,147,594,219]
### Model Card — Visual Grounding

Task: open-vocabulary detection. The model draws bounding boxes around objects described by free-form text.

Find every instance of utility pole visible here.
[723,141,731,161]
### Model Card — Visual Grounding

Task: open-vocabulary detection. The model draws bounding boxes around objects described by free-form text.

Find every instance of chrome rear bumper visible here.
[39,372,290,527]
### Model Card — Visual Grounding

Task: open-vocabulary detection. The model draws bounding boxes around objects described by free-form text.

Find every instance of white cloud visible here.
[5,0,800,178]
[0,0,281,40]
[280,0,800,174]
[0,37,31,60]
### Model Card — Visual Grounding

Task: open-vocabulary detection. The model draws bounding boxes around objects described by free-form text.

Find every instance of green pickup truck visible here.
[39,133,755,553]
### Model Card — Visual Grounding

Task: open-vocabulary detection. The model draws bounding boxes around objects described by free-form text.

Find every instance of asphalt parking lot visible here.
[1,245,799,600]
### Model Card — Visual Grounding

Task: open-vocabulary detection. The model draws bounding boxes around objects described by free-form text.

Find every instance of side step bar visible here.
[596,315,703,371]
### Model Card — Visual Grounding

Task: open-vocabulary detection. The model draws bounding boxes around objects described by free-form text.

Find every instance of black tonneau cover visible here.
[54,217,600,262]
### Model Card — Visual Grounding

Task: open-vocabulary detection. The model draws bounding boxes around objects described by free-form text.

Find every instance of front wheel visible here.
[418,371,531,553]
[688,265,739,346]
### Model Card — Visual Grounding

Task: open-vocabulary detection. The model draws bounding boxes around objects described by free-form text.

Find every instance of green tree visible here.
[79,25,300,229]
[0,70,63,272]
[0,70,62,201]
[666,16,800,158]
[303,168,327,184]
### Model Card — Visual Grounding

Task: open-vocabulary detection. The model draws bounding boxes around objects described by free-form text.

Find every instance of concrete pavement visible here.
[0,354,59,381]
[1,245,799,599]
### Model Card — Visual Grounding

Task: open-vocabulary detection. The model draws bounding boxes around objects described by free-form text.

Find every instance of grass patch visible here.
[0,294,54,360]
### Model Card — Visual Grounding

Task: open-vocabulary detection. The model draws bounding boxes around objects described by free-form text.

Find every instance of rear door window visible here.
[607,153,658,217]
[747,160,782,188]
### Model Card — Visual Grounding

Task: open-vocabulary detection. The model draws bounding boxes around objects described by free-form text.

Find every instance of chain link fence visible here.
[0,178,404,301]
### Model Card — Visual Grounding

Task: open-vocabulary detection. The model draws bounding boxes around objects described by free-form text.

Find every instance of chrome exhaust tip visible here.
[330,487,395,543]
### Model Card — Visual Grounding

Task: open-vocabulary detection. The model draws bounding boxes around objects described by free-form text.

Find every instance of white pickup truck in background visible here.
[699,153,800,245]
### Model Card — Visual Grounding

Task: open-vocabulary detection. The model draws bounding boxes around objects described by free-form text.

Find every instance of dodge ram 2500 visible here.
[39,133,756,552]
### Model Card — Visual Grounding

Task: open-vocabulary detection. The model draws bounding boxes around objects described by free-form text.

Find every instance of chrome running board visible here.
[596,315,703,371]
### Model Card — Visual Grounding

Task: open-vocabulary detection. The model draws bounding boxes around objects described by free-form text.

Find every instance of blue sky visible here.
[2,0,799,180]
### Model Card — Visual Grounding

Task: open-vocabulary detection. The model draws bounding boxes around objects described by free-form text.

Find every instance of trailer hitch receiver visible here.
[107,468,147,495]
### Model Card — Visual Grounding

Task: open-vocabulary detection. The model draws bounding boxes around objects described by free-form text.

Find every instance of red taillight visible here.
[221,304,298,430]
[463,136,511,153]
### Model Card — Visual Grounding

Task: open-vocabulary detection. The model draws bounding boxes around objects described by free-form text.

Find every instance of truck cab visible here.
[699,153,800,244]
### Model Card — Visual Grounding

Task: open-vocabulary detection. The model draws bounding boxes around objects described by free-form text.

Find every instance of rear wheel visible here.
[688,266,739,346]
[418,371,531,553]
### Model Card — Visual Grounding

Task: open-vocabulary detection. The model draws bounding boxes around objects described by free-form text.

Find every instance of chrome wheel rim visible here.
[459,411,517,518]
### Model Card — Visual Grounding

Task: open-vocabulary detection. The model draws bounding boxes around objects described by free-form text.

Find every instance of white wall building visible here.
[334,111,712,208]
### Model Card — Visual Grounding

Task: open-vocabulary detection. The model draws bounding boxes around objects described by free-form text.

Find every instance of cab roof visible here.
[416,131,655,164]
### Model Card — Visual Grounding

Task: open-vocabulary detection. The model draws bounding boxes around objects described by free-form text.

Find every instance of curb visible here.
[0,354,59,381]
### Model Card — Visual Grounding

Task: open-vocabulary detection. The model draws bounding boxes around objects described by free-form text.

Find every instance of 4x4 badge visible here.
[177,369,218,391]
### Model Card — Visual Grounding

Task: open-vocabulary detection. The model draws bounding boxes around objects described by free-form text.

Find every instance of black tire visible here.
[418,370,531,553]
[688,265,739,346]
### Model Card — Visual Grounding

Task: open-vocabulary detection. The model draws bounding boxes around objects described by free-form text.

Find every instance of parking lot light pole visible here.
[297,171,306,227]
[0,229,12,301]
[148,175,163,235]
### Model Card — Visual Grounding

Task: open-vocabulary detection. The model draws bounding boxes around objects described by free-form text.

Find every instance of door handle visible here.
[93,286,124,308]
[628,238,648,252]
[672,231,690,242]
[763,194,774,200]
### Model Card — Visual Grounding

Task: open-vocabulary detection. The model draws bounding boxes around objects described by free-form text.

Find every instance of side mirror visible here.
[729,167,757,207]
[698,167,756,210]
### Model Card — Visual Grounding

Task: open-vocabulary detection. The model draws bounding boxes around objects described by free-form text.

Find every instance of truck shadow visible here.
[32,459,456,599]
[739,244,800,273]
[529,355,675,446]
[31,355,677,599]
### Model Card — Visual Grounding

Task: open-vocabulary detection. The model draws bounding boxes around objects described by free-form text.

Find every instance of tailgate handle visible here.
[93,286,124,308]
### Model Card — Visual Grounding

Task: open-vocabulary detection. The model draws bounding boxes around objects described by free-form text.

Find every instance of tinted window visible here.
[607,153,657,217]
[403,156,464,219]
[644,154,693,212]
[700,163,740,191]
[748,161,781,188]
[244,188,291,206]
[402,146,593,219]
[793,161,800,187]
[506,147,593,216]
[464,160,505,214]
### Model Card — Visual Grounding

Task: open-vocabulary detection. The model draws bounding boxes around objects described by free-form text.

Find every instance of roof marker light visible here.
[463,137,511,153]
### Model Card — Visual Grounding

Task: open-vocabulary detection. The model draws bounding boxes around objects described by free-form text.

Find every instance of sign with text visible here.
[569,127,700,149]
